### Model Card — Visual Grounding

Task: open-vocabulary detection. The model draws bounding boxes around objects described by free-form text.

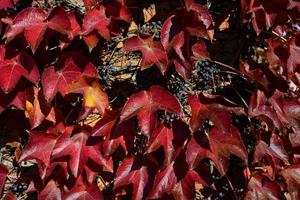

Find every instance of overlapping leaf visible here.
[0,46,39,93]
[120,85,181,136]
[114,157,148,200]
[52,126,113,177]
[188,93,244,133]
[124,34,168,74]
[41,57,99,102]
[4,7,70,52]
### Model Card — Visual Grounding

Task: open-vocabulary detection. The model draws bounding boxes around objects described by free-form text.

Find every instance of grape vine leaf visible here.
[41,57,99,102]
[120,85,182,136]
[4,7,70,52]
[124,34,168,74]
[185,134,222,172]
[184,0,213,29]
[0,46,39,93]
[114,157,149,200]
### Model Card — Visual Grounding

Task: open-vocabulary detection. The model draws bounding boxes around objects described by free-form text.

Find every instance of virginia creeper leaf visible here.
[120,85,181,136]
[124,34,168,74]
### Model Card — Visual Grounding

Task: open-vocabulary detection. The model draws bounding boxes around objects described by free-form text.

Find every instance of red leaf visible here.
[82,7,111,41]
[120,85,181,136]
[188,93,244,133]
[191,40,209,61]
[0,0,14,10]
[185,135,222,173]
[68,76,109,119]
[184,0,213,29]
[67,12,81,41]
[173,31,192,79]
[93,111,135,155]
[124,34,168,74]
[52,126,113,177]
[281,164,300,200]
[146,123,176,167]
[4,7,70,52]
[64,183,104,200]
[254,134,288,164]
[147,162,177,199]
[249,4,277,35]
[287,36,300,76]
[41,57,99,102]
[19,131,58,179]
[172,170,207,200]
[249,90,299,132]
[245,175,280,200]
[38,180,62,200]
[208,127,248,175]
[106,0,132,23]
[25,87,56,128]
[0,47,39,93]
[114,157,149,200]
[0,164,8,196]
[0,81,25,113]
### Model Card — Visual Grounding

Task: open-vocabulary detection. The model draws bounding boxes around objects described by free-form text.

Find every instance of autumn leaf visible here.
[38,180,62,200]
[124,34,168,74]
[0,46,39,93]
[4,7,70,52]
[0,0,14,10]
[120,85,181,136]
[25,87,56,129]
[147,162,177,199]
[52,126,113,177]
[41,57,99,102]
[244,175,280,200]
[188,93,244,133]
[114,157,149,200]
[208,126,248,175]
[106,0,132,23]
[82,7,111,41]
[0,81,25,113]
[65,183,104,200]
[0,164,8,196]
[68,76,109,120]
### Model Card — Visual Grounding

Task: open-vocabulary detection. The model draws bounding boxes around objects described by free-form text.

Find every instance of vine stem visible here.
[225,174,239,200]
[271,30,287,42]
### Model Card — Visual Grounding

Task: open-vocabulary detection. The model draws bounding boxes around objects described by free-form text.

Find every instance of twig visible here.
[212,60,239,73]
[232,87,249,109]
[224,174,239,200]
[271,30,287,42]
